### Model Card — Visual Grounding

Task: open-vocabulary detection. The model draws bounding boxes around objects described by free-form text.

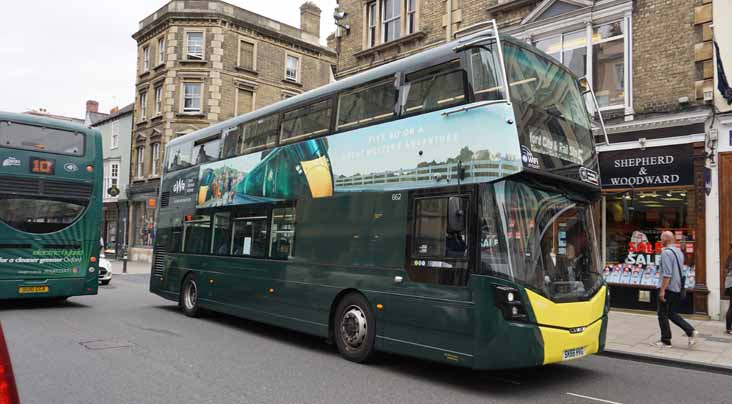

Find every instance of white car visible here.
[98,254,112,285]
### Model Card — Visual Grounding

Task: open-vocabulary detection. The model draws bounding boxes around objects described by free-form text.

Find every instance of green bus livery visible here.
[0,112,103,300]
[151,25,607,369]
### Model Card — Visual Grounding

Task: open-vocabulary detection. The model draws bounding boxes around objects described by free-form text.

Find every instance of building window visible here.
[142,46,150,72]
[285,54,300,82]
[534,20,626,110]
[535,30,587,79]
[151,143,160,176]
[592,21,625,109]
[183,82,202,113]
[236,88,254,116]
[136,146,145,178]
[139,92,147,121]
[381,0,401,43]
[158,36,166,65]
[154,86,163,115]
[111,120,119,149]
[185,31,204,61]
[111,162,119,186]
[104,160,120,194]
[238,40,256,71]
[406,0,416,35]
[132,201,156,248]
[367,2,377,48]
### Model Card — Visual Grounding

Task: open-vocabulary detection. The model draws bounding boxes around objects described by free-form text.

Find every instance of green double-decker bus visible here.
[0,112,102,300]
[151,24,608,369]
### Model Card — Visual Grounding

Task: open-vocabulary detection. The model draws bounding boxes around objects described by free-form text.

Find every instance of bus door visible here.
[383,189,476,363]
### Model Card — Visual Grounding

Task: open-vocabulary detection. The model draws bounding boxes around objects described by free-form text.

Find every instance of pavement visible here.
[108,258,151,275]
[2,273,731,404]
[605,310,732,371]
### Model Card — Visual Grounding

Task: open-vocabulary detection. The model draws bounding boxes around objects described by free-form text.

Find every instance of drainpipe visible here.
[446,0,453,40]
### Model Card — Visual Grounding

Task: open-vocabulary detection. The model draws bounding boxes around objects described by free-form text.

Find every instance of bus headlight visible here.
[494,285,528,322]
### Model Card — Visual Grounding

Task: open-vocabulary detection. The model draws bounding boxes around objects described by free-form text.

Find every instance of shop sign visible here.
[599,144,693,188]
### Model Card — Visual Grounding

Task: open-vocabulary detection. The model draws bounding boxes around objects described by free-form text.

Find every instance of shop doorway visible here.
[719,153,732,301]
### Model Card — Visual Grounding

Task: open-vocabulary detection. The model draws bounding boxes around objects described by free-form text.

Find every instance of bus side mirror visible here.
[578,77,590,94]
[448,197,465,233]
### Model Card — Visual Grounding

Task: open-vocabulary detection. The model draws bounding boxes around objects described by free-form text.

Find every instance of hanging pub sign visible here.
[598,144,693,188]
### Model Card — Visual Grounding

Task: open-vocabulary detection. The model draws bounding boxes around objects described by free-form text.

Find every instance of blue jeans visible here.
[657,291,694,345]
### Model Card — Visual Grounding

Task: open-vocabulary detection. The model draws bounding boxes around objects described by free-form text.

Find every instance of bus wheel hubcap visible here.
[185,281,197,309]
[340,305,367,350]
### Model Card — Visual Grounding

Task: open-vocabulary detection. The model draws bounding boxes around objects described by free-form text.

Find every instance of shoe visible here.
[652,340,672,348]
[725,330,732,335]
[688,330,699,347]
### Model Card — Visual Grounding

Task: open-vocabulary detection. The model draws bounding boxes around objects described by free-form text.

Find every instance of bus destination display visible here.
[30,157,55,175]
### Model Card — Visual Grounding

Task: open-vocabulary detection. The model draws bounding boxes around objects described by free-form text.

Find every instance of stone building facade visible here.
[333,0,722,317]
[91,104,134,259]
[129,0,336,262]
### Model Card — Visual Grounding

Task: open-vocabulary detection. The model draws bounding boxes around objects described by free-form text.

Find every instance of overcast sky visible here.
[0,0,337,119]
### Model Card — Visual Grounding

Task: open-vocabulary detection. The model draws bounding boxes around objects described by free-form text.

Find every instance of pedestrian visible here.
[724,242,732,335]
[654,231,698,348]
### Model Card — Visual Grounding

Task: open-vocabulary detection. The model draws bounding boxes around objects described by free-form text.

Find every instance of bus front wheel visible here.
[333,293,376,363]
[180,274,200,317]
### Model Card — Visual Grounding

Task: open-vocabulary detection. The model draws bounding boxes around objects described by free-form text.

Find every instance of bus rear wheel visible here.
[333,293,376,363]
[180,274,200,317]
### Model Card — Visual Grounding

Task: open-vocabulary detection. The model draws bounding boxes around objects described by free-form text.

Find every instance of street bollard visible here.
[122,248,128,274]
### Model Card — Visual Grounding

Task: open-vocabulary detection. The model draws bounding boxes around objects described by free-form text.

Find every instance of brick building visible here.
[129,0,336,261]
[333,0,720,316]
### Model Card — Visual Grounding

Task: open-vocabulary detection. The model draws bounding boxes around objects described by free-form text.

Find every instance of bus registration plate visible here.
[18,286,49,294]
[563,347,585,361]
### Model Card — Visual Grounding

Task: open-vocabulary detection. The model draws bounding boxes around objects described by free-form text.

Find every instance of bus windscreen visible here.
[0,121,85,156]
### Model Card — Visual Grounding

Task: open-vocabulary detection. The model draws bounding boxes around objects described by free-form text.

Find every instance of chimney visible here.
[110,106,119,114]
[86,100,99,114]
[300,2,321,39]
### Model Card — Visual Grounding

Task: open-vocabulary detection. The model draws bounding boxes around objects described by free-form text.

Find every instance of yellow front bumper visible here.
[526,286,607,364]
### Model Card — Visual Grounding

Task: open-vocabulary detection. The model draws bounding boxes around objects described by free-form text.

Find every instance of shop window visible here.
[270,207,296,260]
[336,79,396,130]
[183,215,211,254]
[402,61,466,116]
[603,189,696,289]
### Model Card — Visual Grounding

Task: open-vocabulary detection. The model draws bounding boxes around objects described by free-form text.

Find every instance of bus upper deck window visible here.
[466,44,505,102]
[402,62,467,116]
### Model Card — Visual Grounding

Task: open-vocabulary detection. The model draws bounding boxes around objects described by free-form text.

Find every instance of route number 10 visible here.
[30,158,55,175]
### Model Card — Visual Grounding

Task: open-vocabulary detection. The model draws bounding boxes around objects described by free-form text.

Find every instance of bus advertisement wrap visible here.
[195,103,522,208]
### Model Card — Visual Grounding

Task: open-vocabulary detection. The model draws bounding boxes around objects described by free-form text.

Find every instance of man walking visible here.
[655,231,698,348]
